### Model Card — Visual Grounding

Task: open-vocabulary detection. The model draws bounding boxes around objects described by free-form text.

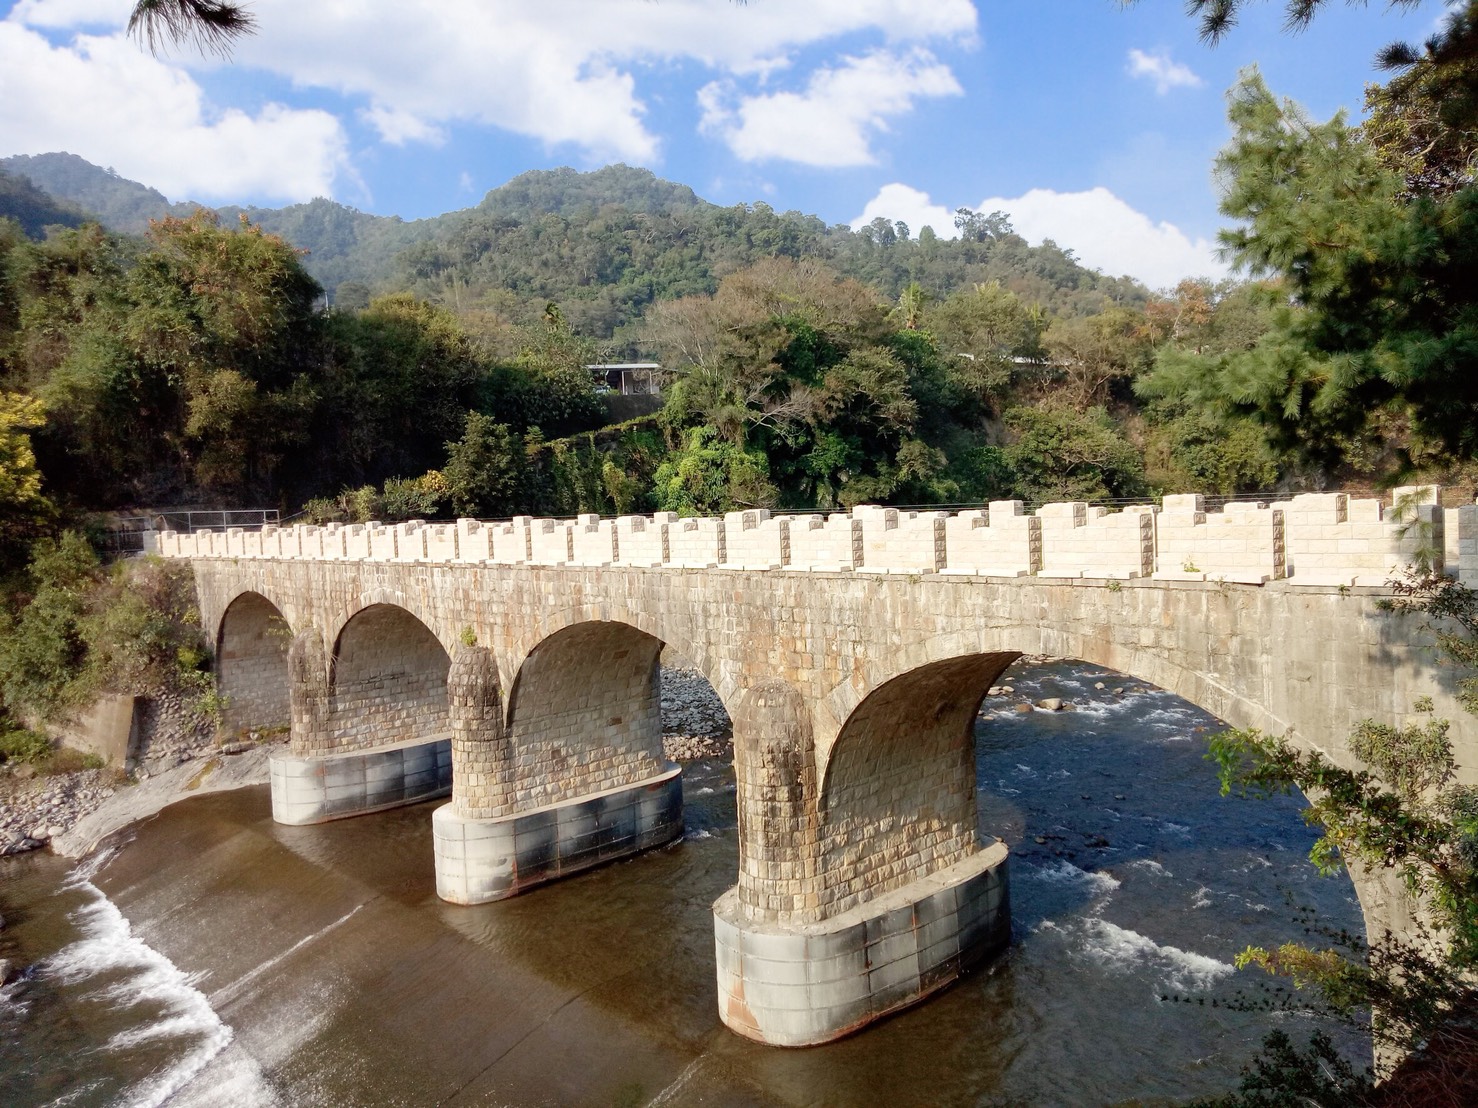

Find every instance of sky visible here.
[0,0,1457,290]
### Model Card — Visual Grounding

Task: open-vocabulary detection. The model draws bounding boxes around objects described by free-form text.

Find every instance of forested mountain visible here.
[0,153,198,233]
[0,168,89,238]
[476,165,706,219]
[2,154,1147,334]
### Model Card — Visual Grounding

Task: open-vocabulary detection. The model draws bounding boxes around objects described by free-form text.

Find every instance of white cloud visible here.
[9,0,125,30]
[361,104,445,147]
[699,48,962,167]
[1126,48,1203,95]
[852,182,1224,288]
[0,23,349,202]
[10,1,977,173]
[852,183,957,237]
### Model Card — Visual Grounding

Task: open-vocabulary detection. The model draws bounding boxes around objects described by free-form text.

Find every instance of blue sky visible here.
[0,1,1454,288]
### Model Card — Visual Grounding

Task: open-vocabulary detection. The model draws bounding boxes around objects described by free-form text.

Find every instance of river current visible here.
[0,661,1366,1106]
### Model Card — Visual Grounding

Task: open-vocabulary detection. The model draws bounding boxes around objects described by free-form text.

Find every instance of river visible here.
[0,661,1366,1106]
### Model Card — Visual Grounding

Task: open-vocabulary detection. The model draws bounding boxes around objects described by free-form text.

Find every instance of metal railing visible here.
[100,509,280,557]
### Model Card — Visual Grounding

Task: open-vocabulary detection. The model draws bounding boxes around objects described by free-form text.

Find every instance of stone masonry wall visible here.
[448,645,514,819]
[216,592,291,738]
[181,537,1478,946]
[328,604,450,754]
[508,622,666,809]
[812,654,1016,919]
[161,483,1469,586]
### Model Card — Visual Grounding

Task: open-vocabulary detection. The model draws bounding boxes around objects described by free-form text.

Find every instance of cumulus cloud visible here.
[9,1,977,171]
[1126,48,1203,95]
[699,48,962,167]
[0,22,348,202]
[852,182,1224,288]
[225,0,975,165]
[361,104,446,148]
[852,183,958,237]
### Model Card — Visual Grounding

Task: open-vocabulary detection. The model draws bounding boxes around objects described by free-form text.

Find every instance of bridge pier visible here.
[715,677,1011,1046]
[270,736,453,825]
[714,846,1009,1047]
[433,766,682,904]
[432,643,683,903]
[270,622,454,824]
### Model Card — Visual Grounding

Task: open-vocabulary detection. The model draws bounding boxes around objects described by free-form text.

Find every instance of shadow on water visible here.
[0,660,1367,1107]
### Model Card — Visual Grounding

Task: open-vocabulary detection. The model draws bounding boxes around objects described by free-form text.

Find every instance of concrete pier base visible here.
[433,763,683,904]
[713,842,1010,1047]
[270,736,452,825]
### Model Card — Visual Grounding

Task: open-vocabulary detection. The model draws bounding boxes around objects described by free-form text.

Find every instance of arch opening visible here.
[816,652,1019,916]
[329,603,451,753]
[216,592,292,740]
[506,620,669,810]
[824,648,1372,960]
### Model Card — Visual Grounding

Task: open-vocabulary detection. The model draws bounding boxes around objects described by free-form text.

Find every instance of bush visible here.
[0,536,215,729]
[0,727,51,764]
[0,531,101,719]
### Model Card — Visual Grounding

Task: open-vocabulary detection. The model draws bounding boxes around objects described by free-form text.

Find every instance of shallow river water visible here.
[0,662,1366,1107]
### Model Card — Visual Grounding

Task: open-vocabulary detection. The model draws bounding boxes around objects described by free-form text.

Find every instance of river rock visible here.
[1015,703,1033,714]
[1037,698,1064,711]
[26,826,50,843]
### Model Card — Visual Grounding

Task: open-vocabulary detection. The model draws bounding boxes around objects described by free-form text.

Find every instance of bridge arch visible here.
[503,603,731,714]
[817,623,1293,787]
[215,591,294,740]
[506,618,671,810]
[817,644,1385,948]
[324,586,464,661]
[328,603,452,751]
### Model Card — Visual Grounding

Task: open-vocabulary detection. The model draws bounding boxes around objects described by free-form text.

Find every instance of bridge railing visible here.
[155,487,1478,588]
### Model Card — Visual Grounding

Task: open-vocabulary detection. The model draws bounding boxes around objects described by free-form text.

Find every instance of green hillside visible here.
[3,154,1149,331]
[0,167,89,238]
[1,152,197,232]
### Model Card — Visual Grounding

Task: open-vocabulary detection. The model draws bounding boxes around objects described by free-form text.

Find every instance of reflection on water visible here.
[0,661,1365,1107]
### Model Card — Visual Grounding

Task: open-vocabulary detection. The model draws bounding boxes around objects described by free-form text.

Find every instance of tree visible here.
[1001,403,1147,503]
[1124,0,1425,45]
[1195,573,1478,1104]
[0,392,53,566]
[129,0,254,55]
[1363,2,1478,197]
[925,281,1040,417]
[1041,305,1159,410]
[1141,69,1478,470]
[441,413,527,518]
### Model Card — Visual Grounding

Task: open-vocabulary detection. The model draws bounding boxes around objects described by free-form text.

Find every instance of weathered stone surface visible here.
[714,842,1010,1046]
[164,526,1478,1046]
[433,763,682,904]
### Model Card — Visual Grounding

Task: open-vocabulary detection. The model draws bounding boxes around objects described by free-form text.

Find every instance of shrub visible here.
[0,727,51,764]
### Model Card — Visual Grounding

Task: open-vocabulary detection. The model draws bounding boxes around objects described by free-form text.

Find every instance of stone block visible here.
[712,843,1008,1047]
[433,764,682,904]
[269,736,452,825]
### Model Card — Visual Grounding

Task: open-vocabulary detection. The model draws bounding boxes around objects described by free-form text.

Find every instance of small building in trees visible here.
[587,363,664,396]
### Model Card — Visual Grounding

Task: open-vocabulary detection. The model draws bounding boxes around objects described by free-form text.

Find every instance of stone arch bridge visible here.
[159,491,1478,1047]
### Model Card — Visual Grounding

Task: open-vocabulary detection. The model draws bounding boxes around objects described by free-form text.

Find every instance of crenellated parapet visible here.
[158,484,1474,587]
